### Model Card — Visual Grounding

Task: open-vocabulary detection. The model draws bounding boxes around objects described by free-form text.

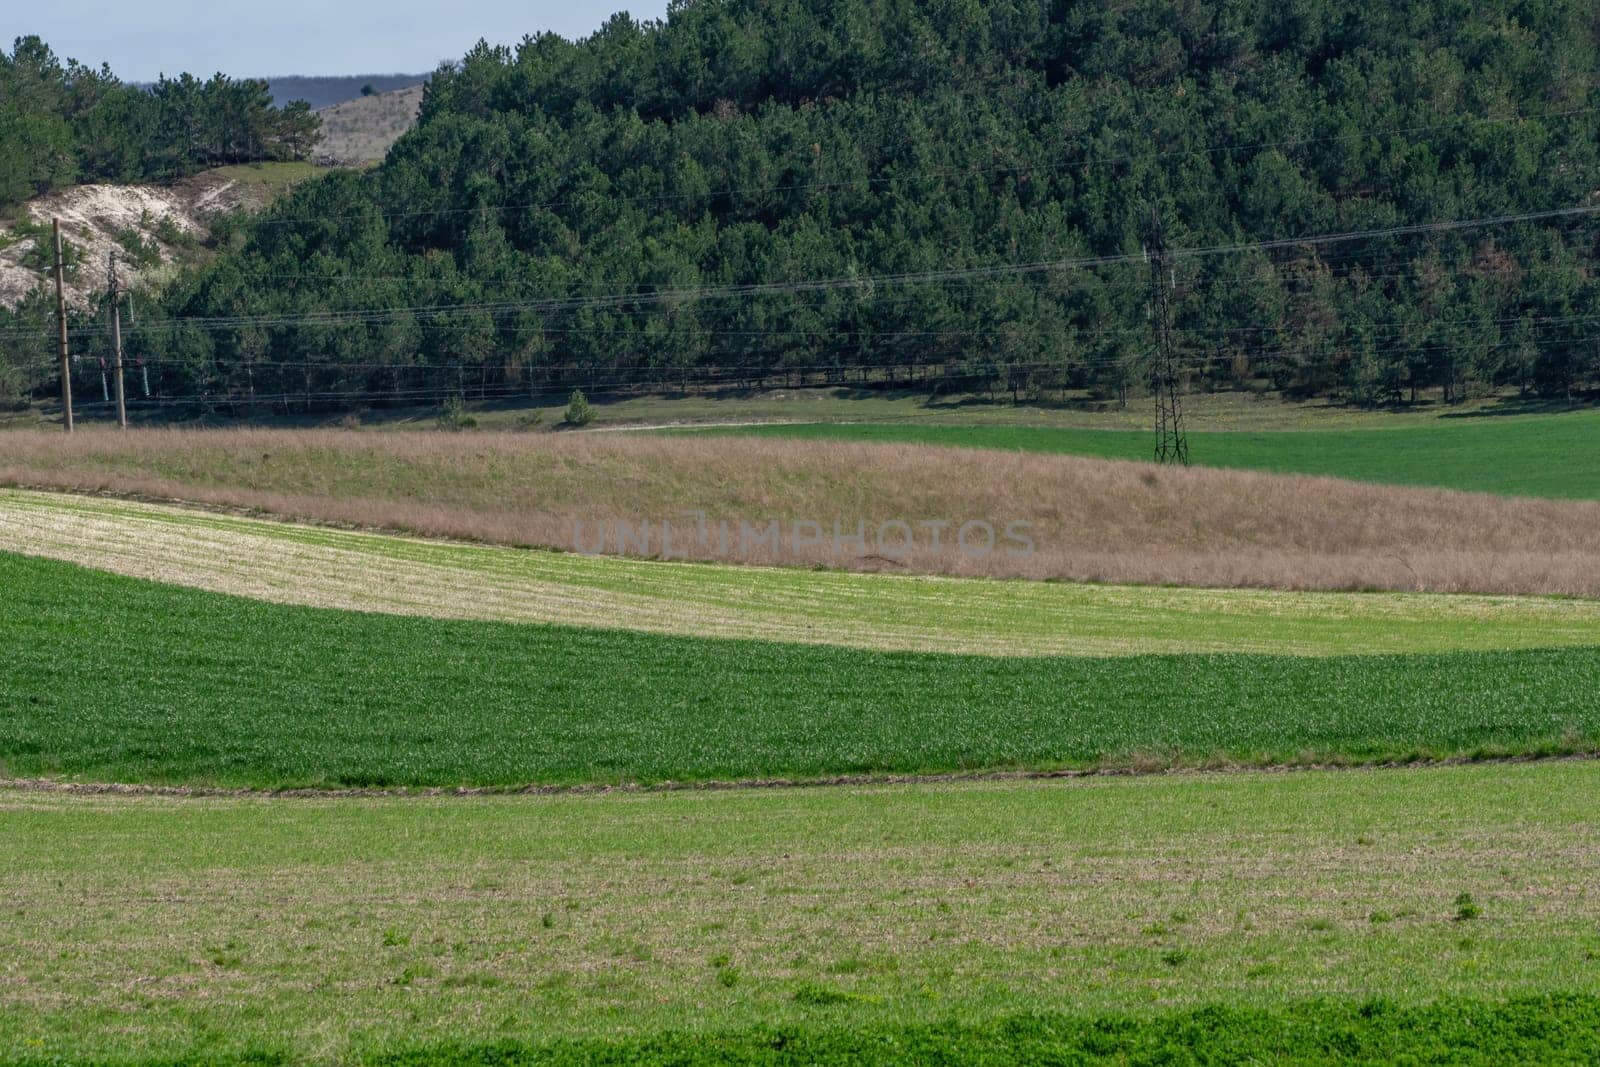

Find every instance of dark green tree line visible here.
[11,1,1600,412]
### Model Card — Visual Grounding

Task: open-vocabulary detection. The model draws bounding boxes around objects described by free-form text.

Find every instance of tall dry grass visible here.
[4,427,1598,596]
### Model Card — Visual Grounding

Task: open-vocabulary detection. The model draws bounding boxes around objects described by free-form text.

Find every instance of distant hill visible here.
[265,75,427,110]
[315,85,425,164]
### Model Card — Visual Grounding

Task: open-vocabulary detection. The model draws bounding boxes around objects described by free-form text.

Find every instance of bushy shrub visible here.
[435,396,476,431]
[564,389,594,427]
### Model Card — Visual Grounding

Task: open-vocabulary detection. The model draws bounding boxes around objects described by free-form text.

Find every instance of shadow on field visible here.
[1437,395,1597,419]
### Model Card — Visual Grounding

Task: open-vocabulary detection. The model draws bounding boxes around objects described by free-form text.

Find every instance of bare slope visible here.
[0,165,318,308]
[265,74,426,110]
[315,84,425,164]
[4,429,1600,597]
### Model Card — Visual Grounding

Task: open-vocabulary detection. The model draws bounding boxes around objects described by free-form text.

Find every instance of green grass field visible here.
[4,418,1599,1063]
[3,762,1598,1064]
[3,550,1598,788]
[680,408,1600,498]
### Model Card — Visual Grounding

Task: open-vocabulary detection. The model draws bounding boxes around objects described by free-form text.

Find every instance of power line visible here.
[7,204,1595,420]
[33,309,1590,353]
[47,333,1599,410]
[27,203,1595,338]
[3,212,1592,344]
[4,258,1591,344]
[11,274,1598,353]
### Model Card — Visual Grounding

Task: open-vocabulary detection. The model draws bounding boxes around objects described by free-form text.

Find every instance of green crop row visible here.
[4,551,1598,788]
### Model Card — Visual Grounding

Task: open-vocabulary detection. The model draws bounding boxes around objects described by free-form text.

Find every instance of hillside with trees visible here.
[0,36,320,211]
[7,0,1600,414]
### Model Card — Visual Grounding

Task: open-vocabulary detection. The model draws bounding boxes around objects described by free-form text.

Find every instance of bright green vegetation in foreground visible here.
[9,490,1600,659]
[3,552,1599,788]
[375,1001,1600,1067]
[3,762,1598,1063]
[685,407,1600,499]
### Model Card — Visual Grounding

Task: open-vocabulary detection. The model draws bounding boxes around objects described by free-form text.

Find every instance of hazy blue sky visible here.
[15,1,674,81]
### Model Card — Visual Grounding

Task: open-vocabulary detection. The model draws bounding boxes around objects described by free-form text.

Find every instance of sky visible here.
[15,1,674,81]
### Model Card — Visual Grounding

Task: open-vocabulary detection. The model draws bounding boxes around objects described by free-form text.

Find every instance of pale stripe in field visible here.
[2,488,1598,658]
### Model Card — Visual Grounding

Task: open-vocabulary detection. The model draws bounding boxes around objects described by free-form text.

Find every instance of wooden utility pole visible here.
[52,219,73,433]
[108,250,127,428]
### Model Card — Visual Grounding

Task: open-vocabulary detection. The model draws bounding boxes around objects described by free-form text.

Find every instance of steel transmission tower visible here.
[1146,205,1188,465]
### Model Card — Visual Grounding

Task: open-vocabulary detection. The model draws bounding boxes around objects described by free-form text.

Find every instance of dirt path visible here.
[4,752,1596,801]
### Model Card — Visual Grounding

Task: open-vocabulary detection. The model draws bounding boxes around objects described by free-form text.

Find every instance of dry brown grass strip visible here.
[4,427,1600,596]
